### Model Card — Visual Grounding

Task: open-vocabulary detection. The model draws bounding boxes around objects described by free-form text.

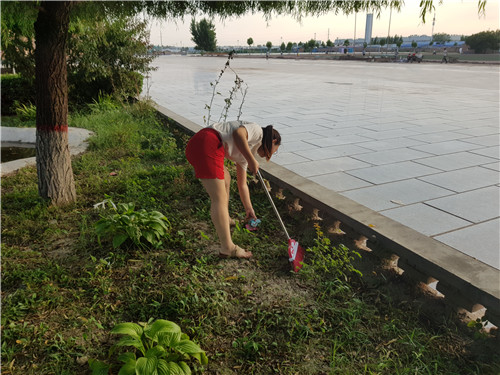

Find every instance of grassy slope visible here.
[1,102,499,375]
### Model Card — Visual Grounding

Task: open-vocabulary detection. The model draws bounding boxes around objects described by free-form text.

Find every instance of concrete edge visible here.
[153,102,500,324]
[1,126,94,177]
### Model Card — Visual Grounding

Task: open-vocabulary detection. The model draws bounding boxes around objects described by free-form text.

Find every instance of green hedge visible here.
[1,74,35,116]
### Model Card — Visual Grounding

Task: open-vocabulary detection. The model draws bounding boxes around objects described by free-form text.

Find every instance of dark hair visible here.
[262,125,281,159]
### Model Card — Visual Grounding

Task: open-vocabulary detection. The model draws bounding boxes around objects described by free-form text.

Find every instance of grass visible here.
[2,101,499,374]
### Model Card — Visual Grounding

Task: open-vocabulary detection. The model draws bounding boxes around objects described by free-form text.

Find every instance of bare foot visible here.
[229,217,237,227]
[219,245,252,259]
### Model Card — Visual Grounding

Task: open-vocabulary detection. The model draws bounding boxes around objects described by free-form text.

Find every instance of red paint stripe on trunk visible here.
[38,125,69,132]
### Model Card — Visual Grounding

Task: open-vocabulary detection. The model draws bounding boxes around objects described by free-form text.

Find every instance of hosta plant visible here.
[95,199,170,249]
[89,319,208,375]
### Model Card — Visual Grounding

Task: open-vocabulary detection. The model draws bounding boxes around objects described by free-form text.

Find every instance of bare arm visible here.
[232,126,259,174]
[236,163,256,221]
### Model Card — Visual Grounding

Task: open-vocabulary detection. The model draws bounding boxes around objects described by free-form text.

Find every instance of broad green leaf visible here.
[146,320,181,340]
[143,230,154,244]
[178,361,192,375]
[113,233,129,248]
[117,359,136,375]
[112,322,143,340]
[146,345,166,358]
[157,331,182,347]
[136,356,158,375]
[174,340,203,355]
[158,360,185,375]
[118,352,136,363]
[114,337,146,355]
[88,358,110,375]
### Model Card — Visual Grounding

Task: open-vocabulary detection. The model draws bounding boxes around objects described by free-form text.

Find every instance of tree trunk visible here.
[34,1,76,205]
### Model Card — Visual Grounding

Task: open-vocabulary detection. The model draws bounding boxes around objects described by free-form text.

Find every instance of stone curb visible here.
[154,102,500,327]
[1,126,94,177]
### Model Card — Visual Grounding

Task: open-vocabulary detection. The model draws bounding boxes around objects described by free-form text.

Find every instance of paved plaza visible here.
[148,55,499,270]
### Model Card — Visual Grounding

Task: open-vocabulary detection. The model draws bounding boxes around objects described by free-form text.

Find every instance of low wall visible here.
[154,103,500,329]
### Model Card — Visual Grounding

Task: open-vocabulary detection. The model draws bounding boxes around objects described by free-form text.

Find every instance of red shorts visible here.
[185,128,225,180]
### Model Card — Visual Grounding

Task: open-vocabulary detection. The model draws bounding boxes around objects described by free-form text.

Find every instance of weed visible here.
[94,199,170,249]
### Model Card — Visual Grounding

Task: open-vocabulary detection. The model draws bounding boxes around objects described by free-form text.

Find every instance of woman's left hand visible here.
[245,207,257,221]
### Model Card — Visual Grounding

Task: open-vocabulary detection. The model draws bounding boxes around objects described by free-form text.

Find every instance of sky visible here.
[148,0,499,47]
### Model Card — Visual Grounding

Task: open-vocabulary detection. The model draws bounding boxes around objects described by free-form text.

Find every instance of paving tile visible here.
[281,132,328,142]
[481,162,500,172]
[340,179,454,211]
[273,152,311,165]
[310,172,373,192]
[347,161,441,184]
[463,134,500,147]
[356,138,426,151]
[407,124,461,133]
[457,126,499,137]
[295,144,371,161]
[419,166,499,192]
[434,218,500,270]
[469,146,500,159]
[285,157,371,178]
[359,128,421,141]
[279,140,318,153]
[415,151,497,171]
[381,203,471,236]
[409,140,483,156]
[306,134,373,147]
[409,131,470,143]
[426,186,500,223]
[352,148,433,166]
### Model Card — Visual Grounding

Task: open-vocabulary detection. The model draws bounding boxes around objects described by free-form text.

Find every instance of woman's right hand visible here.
[247,157,259,175]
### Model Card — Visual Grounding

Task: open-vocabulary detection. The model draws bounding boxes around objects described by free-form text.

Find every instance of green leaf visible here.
[174,340,204,355]
[146,319,181,341]
[157,331,182,348]
[143,230,155,244]
[114,337,146,356]
[146,345,166,358]
[136,356,158,375]
[113,233,129,248]
[178,361,192,375]
[88,358,110,375]
[112,322,143,340]
[118,359,136,375]
[118,352,136,363]
[157,360,186,375]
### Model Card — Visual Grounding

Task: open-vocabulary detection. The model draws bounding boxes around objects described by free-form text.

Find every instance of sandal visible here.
[219,245,252,259]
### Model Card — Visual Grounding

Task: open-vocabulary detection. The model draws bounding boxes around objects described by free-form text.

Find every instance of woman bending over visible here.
[186,121,281,259]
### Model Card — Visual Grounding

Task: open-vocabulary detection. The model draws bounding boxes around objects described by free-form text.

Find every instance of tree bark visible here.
[34,1,76,205]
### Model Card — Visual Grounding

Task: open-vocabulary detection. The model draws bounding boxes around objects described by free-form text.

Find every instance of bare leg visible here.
[223,165,236,226]
[201,178,252,258]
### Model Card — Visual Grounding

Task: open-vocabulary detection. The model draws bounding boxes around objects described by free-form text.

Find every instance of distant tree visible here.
[326,39,333,47]
[460,35,467,41]
[343,39,350,47]
[396,36,403,48]
[190,18,217,51]
[372,36,379,45]
[432,32,451,44]
[411,40,418,49]
[307,39,317,51]
[266,41,272,51]
[247,37,254,48]
[379,38,386,47]
[466,30,500,53]
[286,41,293,51]
[321,41,326,47]
[363,41,368,49]
[280,42,286,52]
